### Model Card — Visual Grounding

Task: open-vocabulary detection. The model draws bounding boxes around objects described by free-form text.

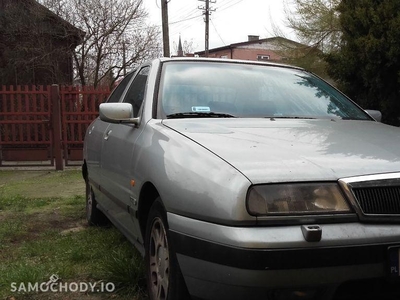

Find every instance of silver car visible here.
[83,58,400,300]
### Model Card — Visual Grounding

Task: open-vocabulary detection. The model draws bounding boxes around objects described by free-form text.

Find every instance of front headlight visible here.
[247,183,351,216]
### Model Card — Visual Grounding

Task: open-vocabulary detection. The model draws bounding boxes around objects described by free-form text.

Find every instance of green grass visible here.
[0,170,147,300]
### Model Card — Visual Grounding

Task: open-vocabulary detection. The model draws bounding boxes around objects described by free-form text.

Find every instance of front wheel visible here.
[145,198,190,300]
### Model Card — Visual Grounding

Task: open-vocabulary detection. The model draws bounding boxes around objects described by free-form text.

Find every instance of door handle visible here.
[104,129,112,140]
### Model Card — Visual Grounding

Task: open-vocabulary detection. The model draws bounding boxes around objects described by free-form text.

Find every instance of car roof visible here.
[154,56,305,71]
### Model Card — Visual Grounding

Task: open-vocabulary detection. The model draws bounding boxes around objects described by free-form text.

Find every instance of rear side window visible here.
[106,72,135,103]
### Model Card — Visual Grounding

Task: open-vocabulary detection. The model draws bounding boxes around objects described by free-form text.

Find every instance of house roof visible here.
[0,0,85,44]
[37,1,85,38]
[194,36,308,56]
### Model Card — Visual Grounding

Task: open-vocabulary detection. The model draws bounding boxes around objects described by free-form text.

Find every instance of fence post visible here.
[0,85,3,167]
[51,84,64,171]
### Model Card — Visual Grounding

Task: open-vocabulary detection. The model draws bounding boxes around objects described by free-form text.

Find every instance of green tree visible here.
[275,0,341,80]
[326,0,400,125]
[285,0,341,53]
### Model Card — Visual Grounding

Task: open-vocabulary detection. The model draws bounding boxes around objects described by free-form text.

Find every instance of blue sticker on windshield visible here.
[192,106,211,112]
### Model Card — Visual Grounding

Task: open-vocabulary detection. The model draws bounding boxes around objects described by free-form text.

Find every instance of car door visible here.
[100,66,150,240]
[85,72,135,191]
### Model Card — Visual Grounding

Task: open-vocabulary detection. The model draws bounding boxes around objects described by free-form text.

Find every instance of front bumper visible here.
[168,213,400,300]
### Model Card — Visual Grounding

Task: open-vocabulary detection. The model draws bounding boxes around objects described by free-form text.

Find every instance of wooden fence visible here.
[0,85,111,169]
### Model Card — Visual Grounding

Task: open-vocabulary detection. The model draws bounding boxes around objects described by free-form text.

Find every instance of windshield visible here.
[158,61,371,120]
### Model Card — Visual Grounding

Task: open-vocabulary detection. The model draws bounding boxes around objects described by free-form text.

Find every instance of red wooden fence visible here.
[0,85,111,169]
[60,85,110,166]
[0,85,53,164]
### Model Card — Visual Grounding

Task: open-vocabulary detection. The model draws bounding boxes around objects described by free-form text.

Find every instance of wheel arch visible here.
[82,160,88,183]
[138,181,161,239]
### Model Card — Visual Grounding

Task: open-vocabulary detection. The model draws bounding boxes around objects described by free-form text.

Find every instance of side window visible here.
[123,67,150,117]
[106,72,135,103]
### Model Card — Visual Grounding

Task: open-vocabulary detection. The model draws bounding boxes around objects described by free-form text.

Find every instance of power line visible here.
[170,12,202,37]
[210,18,225,45]
[169,19,201,39]
[217,0,243,13]
[169,8,199,24]
[172,3,197,18]
[168,4,201,36]
[173,5,196,18]
[169,14,203,25]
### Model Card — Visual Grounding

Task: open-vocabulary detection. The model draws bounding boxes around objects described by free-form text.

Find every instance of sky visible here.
[145,0,295,55]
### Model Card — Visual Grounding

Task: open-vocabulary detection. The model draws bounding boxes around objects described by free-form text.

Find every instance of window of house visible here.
[220,55,228,59]
[257,55,270,61]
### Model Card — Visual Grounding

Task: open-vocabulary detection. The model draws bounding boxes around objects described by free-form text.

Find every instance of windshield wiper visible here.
[166,112,236,119]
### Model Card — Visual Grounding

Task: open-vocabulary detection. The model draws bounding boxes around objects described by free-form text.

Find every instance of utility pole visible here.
[161,0,170,57]
[198,0,215,57]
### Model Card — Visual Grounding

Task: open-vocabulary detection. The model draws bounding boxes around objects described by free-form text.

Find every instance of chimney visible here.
[248,35,260,42]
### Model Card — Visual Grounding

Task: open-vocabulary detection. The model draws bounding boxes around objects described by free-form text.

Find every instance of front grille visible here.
[352,186,400,215]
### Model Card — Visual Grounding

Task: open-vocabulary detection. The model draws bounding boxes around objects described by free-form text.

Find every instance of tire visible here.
[145,198,190,300]
[85,180,108,226]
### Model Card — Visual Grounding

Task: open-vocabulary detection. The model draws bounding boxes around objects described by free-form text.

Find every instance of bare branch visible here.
[38,0,161,87]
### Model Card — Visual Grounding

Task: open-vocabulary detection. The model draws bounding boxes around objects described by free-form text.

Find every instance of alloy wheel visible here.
[149,217,170,300]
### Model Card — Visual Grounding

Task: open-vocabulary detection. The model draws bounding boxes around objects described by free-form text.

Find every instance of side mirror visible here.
[99,103,140,126]
[365,110,382,122]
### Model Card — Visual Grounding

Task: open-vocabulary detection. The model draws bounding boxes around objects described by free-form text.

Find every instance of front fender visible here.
[133,120,255,226]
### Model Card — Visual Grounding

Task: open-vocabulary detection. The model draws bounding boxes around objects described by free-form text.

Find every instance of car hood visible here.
[162,118,400,184]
